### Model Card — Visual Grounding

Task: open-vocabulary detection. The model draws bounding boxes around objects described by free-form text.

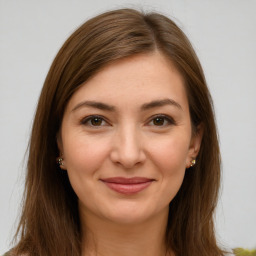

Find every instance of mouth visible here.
[100,177,155,195]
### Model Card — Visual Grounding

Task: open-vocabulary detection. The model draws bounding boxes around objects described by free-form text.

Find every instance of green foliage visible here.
[233,248,256,256]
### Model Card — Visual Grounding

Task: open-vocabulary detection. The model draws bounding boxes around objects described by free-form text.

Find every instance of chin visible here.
[102,202,165,225]
[106,211,152,225]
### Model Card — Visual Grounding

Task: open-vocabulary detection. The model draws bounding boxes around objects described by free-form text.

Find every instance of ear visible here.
[56,132,63,153]
[186,124,204,168]
[56,132,66,170]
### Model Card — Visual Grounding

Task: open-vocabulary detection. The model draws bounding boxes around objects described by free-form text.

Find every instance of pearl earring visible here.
[190,159,196,167]
[57,157,64,167]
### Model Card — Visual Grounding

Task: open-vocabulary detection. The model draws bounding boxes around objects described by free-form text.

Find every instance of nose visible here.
[110,125,146,169]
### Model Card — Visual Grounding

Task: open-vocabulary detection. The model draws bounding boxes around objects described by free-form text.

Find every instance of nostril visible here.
[110,148,146,169]
[109,129,146,168]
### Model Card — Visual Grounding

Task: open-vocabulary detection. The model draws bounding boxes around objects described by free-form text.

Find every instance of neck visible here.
[80,207,172,256]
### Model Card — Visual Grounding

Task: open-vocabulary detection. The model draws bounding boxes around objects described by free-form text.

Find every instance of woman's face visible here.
[58,52,202,225]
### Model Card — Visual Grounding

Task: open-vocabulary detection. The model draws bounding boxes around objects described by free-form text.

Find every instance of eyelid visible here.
[146,114,176,126]
[80,115,110,127]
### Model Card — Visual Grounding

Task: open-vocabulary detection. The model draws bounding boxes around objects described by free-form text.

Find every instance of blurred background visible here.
[1,0,256,253]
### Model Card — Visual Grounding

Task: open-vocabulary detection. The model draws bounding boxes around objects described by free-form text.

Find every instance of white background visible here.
[0,0,256,253]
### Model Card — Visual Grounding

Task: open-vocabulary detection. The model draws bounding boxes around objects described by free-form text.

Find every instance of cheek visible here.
[63,133,110,177]
[149,133,190,172]
[148,133,190,200]
[62,134,111,205]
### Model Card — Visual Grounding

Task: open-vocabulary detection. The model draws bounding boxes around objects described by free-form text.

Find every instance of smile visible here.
[100,177,155,195]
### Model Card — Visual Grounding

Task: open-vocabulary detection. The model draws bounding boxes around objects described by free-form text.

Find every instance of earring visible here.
[190,159,196,167]
[57,157,64,167]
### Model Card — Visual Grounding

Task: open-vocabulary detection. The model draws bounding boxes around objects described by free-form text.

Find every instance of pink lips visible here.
[100,177,154,195]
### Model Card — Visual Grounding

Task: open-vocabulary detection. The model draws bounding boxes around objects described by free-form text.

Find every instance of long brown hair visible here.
[12,8,224,256]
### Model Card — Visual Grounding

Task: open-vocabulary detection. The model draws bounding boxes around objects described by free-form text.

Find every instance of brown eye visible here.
[153,117,165,126]
[90,117,103,126]
[81,115,107,127]
[148,115,176,127]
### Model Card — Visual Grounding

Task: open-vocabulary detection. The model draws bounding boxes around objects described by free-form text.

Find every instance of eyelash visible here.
[147,114,176,127]
[80,115,108,127]
[80,114,176,128]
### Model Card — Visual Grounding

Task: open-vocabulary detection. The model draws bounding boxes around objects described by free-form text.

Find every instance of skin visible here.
[58,52,203,256]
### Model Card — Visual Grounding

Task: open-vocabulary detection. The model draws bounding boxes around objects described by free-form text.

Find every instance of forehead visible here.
[66,52,188,111]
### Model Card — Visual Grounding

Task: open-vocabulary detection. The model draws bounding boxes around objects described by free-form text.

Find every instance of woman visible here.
[6,8,226,256]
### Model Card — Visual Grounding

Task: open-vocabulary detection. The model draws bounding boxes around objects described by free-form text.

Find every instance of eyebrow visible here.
[72,101,115,112]
[141,98,182,111]
[72,98,182,112]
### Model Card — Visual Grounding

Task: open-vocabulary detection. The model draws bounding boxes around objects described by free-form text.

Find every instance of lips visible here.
[100,177,155,195]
